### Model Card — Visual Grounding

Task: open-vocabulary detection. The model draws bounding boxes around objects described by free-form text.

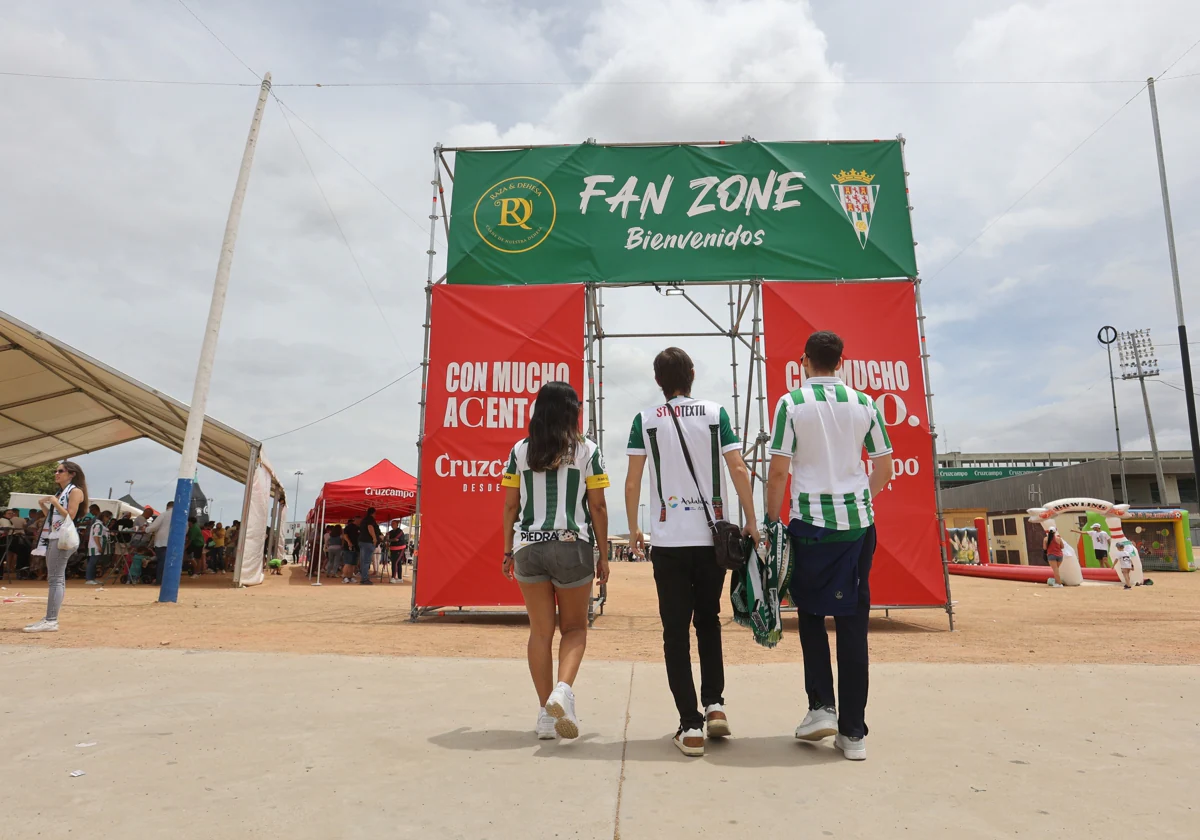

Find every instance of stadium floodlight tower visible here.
[1118,328,1167,503]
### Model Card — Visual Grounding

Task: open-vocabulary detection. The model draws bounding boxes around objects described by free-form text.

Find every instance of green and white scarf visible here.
[731,519,792,648]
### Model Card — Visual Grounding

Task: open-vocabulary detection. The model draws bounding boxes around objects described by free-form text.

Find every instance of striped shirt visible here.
[769,377,892,530]
[627,397,741,547]
[501,437,610,550]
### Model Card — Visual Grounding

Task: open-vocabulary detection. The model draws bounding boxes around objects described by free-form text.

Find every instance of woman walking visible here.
[26,461,87,632]
[1045,527,1065,587]
[501,382,610,741]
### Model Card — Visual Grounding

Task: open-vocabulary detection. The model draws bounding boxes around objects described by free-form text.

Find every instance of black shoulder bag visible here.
[665,404,750,571]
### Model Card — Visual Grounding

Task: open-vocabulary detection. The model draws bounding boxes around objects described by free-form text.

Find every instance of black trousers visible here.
[794,525,875,739]
[650,545,726,731]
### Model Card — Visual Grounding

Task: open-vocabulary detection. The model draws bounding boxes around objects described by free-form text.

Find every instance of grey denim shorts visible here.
[513,540,595,588]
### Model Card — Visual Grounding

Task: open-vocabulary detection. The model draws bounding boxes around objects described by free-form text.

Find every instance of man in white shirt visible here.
[144,501,173,585]
[1076,523,1112,567]
[766,330,893,761]
[626,347,760,758]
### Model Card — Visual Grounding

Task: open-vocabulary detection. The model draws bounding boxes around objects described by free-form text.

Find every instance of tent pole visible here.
[411,144,441,622]
[232,444,260,587]
[272,494,283,559]
[312,499,326,586]
[266,494,278,561]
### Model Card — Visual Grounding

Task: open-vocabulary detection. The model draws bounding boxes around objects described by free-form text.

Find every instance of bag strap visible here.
[665,403,719,533]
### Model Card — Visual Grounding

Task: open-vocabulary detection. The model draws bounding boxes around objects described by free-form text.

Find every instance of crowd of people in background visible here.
[311,508,410,585]
[1,498,241,586]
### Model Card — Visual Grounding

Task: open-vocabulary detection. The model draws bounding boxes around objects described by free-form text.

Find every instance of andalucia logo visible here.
[473,176,557,253]
[831,169,879,249]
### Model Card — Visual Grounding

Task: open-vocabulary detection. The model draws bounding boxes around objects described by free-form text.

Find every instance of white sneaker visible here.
[705,703,731,738]
[342,577,351,584]
[85,580,100,586]
[795,706,838,741]
[834,733,867,760]
[536,708,556,740]
[673,727,705,757]
[545,682,579,740]
[24,619,59,633]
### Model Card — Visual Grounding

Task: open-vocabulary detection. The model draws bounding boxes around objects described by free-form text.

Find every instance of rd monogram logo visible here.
[473,176,557,253]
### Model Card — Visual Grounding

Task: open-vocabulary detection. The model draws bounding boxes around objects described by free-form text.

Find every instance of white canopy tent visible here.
[0,309,287,584]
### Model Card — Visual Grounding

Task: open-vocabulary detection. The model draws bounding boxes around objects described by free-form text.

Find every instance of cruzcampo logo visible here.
[473,176,557,253]
[831,168,879,249]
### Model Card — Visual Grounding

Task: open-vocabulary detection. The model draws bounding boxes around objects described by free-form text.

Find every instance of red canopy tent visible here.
[313,459,417,522]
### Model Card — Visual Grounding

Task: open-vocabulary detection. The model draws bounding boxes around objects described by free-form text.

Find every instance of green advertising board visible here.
[937,467,1046,482]
[445,141,917,285]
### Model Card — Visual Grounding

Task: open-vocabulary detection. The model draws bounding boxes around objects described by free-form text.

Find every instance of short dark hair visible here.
[654,347,695,398]
[366,507,376,517]
[188,516,197,524]
[804,331,844,373]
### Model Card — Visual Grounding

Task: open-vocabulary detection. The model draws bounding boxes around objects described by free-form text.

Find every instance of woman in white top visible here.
[26,461,88,632]
[501,382,610,741]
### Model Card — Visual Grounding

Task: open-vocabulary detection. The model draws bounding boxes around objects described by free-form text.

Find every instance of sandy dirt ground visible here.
[3,563,1197,664]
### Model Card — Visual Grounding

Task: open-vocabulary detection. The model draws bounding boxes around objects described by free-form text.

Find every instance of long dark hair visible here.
[58,460,89,515]
[527,381,581,472]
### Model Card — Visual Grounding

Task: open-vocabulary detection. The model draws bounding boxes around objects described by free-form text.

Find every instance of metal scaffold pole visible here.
[898,133,954,630]
[410,145,442,622]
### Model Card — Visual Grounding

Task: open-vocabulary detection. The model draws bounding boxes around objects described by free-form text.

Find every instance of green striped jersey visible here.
[501,437,609,550]
[768,376,892,530]
[627,397,740,547]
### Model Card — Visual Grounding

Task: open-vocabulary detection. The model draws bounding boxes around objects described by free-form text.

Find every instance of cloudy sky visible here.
[3,0,1200,530]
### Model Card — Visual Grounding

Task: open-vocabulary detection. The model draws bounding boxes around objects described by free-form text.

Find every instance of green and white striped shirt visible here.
[502,437,609,550]
[769,377,892,530]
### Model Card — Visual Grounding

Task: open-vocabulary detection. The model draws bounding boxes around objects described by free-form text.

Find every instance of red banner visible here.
[762,281,947,608]
[415,284,585,608]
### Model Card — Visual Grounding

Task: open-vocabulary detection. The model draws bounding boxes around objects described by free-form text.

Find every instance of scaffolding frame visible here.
[409,139,954,630]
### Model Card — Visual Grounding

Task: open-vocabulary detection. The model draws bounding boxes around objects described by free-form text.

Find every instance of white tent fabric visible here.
[0,309,272,483]
[235,462,271,587]
[0,309,290,585]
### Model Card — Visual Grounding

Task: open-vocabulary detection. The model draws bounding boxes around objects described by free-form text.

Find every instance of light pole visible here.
[292,471,303,553]
[1118,329,1167,503]
[292,471,303,528]
[638,503,645,533]
[1098,326,1128,502]
[160,73,273,604]
[125,479,134,500]
[1147,77,1200,495]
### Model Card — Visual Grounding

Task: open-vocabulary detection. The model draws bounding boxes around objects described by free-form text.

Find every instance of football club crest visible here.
[831,169,879,249]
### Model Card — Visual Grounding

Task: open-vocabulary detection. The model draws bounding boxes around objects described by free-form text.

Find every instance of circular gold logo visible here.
[473,177,556,253]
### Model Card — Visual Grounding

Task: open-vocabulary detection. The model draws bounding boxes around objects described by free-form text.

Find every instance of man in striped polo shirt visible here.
[766,330,893,761]
[626,347,760,757]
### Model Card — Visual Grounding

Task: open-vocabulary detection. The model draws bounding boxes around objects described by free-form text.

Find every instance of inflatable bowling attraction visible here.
[948,498,1159,586]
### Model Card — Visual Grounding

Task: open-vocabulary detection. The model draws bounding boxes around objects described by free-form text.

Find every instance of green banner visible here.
[937,467,1046,481]
[446,141,917,285]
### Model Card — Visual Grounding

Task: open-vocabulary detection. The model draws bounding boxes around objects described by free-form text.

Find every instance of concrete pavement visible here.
[2,646,1196,839]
